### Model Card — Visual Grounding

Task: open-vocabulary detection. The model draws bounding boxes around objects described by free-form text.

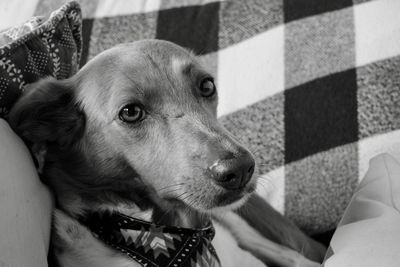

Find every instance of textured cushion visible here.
[0,1,82,117]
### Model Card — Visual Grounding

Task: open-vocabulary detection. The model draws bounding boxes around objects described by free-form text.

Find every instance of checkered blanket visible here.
[3,0,400,234]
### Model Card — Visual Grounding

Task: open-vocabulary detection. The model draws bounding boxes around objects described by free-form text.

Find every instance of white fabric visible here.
[0,119,53,267]
[355,0,400,67]
[217,25,284,116]
[325,153,400,267]
[358,129,400,181]
[0,0,40,31]
[94,0,162,17]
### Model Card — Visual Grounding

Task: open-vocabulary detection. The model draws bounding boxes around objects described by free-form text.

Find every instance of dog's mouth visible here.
[162,173,257,212]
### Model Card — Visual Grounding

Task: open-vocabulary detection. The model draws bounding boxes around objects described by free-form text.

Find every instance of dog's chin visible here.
[209,192,252,213]
[209,183,256,212]
[172,181,256,213]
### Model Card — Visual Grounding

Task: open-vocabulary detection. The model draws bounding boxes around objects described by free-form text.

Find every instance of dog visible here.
[9,40,325,267]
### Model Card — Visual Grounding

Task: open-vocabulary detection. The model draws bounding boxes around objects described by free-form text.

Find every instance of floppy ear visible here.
[8,77,85,149]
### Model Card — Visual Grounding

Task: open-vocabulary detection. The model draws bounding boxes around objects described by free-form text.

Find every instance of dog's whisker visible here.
[160,188,182,195]
[255,182,268,192]
[249,148,262,155]
[257,176,277,187]
[153,190,194,225]
[175,192,194,208]
[156,183,185,193]
[175,191,190,201]
[174,192,208,227]
[177,192,195,209]
[256,178,277,192]
[256,175,273,184]
[256,173,275,182]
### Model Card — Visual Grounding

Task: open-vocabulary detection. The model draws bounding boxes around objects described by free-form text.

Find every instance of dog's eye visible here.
[119,104,145,123]
[199,78,216,97]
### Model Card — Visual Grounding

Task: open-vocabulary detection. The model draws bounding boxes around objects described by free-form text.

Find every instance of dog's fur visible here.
[9,40,325,267]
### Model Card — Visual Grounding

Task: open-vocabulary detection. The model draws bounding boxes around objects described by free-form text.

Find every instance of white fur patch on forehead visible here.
[76,77,111,123]
[171,56,197,77]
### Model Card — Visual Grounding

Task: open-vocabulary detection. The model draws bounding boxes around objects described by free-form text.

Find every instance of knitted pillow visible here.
[0,1,82,118]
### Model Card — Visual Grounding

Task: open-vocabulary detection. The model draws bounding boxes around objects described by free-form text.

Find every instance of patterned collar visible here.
[80,212,221,267]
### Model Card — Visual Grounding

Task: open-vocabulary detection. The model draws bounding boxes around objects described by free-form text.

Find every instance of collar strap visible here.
[80,212,221,267]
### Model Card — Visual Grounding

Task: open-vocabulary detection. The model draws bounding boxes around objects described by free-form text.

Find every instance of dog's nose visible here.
[209,151,255,190]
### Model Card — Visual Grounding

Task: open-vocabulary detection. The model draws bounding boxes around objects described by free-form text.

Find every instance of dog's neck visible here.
[43,145,210,229]
[60,190,209,229]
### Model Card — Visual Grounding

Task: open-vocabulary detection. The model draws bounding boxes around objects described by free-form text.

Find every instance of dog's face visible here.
[10,40,256,212]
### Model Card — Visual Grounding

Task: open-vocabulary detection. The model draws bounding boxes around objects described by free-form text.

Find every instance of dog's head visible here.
[9,40,256,212]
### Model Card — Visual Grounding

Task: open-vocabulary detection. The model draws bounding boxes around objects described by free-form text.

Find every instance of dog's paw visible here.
[294,257,322,267]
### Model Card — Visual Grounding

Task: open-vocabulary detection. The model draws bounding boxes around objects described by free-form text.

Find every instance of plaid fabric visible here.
[3,0,400,234]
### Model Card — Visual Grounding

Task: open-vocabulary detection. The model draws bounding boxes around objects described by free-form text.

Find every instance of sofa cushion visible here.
[324,153,400,266]
[0,118,53,267]
[0,1,82,117]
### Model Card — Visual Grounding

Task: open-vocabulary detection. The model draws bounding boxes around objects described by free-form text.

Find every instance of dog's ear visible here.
[9,77,85,148]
